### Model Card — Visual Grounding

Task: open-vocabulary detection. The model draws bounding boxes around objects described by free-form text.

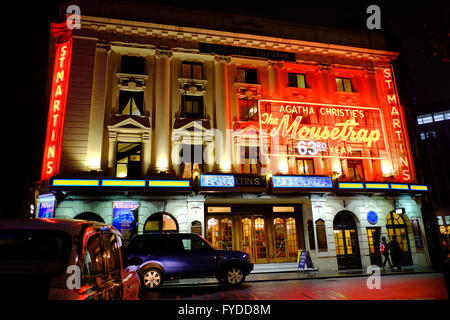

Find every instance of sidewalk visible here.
[163,264,440,287]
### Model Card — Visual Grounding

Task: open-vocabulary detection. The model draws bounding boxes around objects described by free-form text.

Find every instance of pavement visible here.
[162,262,440,287]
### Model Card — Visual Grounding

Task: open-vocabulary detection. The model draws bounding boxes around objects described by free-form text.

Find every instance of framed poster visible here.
[112,201,139,242]
[37,194,56,218]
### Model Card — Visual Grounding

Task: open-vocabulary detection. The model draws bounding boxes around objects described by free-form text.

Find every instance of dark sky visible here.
[7,0,449,217]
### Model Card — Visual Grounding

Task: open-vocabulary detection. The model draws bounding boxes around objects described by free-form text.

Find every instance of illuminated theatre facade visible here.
[37,14,431,270]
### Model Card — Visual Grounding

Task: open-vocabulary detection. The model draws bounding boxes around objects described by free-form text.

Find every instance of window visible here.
[297,158,314,175]
[307,220,316,250]
[181,94,203,118]
[143,212,179,233]
[181,61,203,79]
[315,219,328,252]
[336,77,353,92]
[121,55,145,75]
[421,115,433,124]
[237,68,258,84]
[102,233,121,274]
[82,233,104,284]
[239,97,258,121]
[346,152,365,181]
[240,145,260,174]
[366,227,381,254]
[116,143,141,178]
[288,73,307,88]
[411,219,424,249]
[180,144,204,176]
[118,90,144,116]
[191,221,202,235]
[180,234,212,252]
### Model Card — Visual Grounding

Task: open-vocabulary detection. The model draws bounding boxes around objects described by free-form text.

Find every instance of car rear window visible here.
[0,229,72,276]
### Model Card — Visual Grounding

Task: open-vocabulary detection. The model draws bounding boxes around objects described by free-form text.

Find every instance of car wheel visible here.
[141,268,163,290]
[224,266,245,286]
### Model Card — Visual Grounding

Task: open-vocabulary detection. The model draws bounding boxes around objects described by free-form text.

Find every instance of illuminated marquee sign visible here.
[200,175,235,187]
[41,22,73,181]
[258,100,389,159]
[382,66,412,181]
[272,175,333,188]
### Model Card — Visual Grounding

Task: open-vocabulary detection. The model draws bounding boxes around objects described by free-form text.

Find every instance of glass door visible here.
[272,217,298,263]
[206,217,233,250]
[367,227,382,267]
[241,216,268,264]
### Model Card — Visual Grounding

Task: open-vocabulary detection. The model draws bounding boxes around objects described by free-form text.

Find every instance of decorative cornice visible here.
[77,15,399,67]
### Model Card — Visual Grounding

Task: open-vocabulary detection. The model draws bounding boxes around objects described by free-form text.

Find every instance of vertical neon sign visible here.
[41,22,73,181]
[383,66,412,182]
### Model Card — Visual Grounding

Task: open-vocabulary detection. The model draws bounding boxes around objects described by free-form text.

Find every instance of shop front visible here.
[205,204,303,264]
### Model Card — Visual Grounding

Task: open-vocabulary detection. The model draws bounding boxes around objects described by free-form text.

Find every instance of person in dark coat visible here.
[380,236,393,271]
[390,235,402,271]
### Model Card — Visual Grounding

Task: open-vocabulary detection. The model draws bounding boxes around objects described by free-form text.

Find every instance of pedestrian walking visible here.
[390,235,402,271]
[380,236,393,271]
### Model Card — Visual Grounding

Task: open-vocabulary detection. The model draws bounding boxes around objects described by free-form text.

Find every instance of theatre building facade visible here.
[37,8,431,271]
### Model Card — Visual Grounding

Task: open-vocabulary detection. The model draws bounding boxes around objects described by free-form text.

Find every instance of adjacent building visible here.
[36,2,431,271]
[416,101,450,255]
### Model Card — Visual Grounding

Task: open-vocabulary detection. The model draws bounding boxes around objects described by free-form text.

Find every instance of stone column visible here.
[214,55,232,173]
[86,43,110,171]
[154,49,173,172]
[142,132,151,176]
[107,131,117,174]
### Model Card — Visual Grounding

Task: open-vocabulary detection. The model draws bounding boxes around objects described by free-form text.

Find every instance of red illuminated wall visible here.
[252,62,416,182]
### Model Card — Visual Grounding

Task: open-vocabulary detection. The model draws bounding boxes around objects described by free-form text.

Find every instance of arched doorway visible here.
[73,212,105,223]
[144,212,179,233]
[386,211,413,266]
[333,211,362,270]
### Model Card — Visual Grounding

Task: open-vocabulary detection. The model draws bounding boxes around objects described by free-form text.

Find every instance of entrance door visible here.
[367,227,382,267]
[206,217,233,251]
[386,212,413,266]
[333,211,362,270]
[241,216,269,264]
[273,217,298,262]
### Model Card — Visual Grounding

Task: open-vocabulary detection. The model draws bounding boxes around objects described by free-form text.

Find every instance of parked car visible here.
[126,232,254,290]
[0,218,140,300]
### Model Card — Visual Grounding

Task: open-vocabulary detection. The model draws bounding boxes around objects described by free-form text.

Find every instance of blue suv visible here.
[126,233,253,289]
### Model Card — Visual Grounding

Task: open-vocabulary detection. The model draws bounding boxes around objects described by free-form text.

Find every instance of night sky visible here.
[7,0,449,218]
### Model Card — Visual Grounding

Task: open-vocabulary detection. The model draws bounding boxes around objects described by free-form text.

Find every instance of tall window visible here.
[181,61,203,79]
[239,97,258,121]
[236,68,258,84]
[180,144,204,177]
[307,220,316,250]
[346,151,364,181]
[297,158,314,175]
[336,77,353,92]
[116,142,141,178]
[288,73,307,88]
[411,218,424,250]
[315,219,328,252]
[181,94,203,118]
[119,90,144,116]
[240,145,260,174]
[121,56,145,75]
